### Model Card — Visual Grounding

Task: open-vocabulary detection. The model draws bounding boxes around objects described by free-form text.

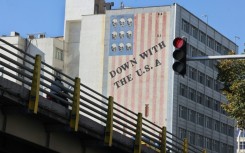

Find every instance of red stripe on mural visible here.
[159,13,167,126]
[124,55,130,113]
[131,14,138,112]
[116,57,123,104]
[145,13,153,109]
[138,13,145,114]
[152,14,159,123]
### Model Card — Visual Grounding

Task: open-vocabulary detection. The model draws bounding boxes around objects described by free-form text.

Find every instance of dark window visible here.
[188,131,195,145]
[214,100,220,112]
[179,128,187,139]
[196,134,204,147]
[215,42,222,53]
[189,88,196,102]
[221,123,227,134]
[207,36,214,49]
[180,84,188,97]
[188,109,196,123]
[205,116,213,129]
[228,126,234,137]
[197,91,205,105]
[199,31,206,44]
[191,25,198,38]
[198,71,205,85]
[214,120,220,132]
[205,137,212,150]
[182,19,190,33]
[213,140,220,152]
[179,105,187,119]
[197,113,204,126]
[205,96,213,109]
[189,67,197,80]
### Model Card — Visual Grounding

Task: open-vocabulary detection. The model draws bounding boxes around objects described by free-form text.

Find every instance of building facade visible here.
[77,3,236,153]
[0,1,237,152]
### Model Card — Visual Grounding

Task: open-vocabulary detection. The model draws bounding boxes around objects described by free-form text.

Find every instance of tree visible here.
[217,52,245,129]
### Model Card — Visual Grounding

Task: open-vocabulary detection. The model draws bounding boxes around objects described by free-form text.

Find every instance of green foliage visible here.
[217,57,245,129]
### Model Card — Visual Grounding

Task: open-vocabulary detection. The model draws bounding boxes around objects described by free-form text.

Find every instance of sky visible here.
[0,0,244,53]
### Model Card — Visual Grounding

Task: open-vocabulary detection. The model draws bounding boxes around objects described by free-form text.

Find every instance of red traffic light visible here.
[173,37,186,49]
[172,37,187,76]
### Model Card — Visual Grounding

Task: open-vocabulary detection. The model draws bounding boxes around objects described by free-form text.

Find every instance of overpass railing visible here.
[0,38,206,153]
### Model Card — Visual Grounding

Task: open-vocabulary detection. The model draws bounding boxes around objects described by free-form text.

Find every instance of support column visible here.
[28,55,41,114]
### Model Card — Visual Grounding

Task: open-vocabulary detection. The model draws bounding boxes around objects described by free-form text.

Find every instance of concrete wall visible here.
[65,0,95,21]
[65,21,81,79]
[79,15,105,92]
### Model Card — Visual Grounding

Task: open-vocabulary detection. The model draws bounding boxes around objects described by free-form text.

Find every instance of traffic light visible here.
[172,37,187,76]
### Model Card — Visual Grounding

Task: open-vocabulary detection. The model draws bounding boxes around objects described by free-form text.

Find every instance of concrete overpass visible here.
[0,38,205,153]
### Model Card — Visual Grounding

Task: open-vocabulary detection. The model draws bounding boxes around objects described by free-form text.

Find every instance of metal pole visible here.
[187,54,245,61]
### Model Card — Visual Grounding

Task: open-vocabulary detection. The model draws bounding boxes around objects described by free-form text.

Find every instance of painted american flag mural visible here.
[104,11,171,127]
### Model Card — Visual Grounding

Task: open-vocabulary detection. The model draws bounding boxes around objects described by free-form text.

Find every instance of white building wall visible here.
[65,0,95,21]
[65,21,81,79]
[79,15,105,92]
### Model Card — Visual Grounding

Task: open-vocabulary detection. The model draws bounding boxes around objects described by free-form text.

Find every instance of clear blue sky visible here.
[0,0,244,53]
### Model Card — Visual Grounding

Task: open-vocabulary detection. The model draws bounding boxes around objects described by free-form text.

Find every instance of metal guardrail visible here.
[0,38,206,153]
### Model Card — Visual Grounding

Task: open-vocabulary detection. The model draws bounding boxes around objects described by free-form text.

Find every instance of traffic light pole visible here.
[187,54,245,61]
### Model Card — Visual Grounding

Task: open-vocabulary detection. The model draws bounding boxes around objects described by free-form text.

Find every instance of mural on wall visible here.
[105,11,170,126]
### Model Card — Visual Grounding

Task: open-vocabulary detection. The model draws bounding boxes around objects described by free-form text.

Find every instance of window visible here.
[205,96,213,109]
[180,83,188,97]
[188,67,197,80]
[215,42,222,53]
[206,75,213,89]
[196,134,204,147]
[214,100,221,112]
[206,60,214,70]
[222,46,230,55]
[182,19,189,33]
[179,128,187,139]
[55,48,64,61]
[214,120,220,132]
[189,88,196,102]
[188,109,196,123]
[205,116,213,129]
[221,123,227,134]
[240,142,245,150]
[197,91,205,105]
[188,131,195,145]
[214,80,220,92]
[199,31,206,44]
[197,113,204,126]
[205,137,212,150]
[198,51,206,65]
[179,105,187,119]
[190,25,198,38]
[207,36,214,49]
[190,45,198,57]
[227,145,234,153]
[198,71,205,85]
[228,126,234,137]
[213,140,220,152]
[221,143,227,153]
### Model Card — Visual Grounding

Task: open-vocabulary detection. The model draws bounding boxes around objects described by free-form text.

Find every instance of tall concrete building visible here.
[76,3,236,153]
[0,1,237,152]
